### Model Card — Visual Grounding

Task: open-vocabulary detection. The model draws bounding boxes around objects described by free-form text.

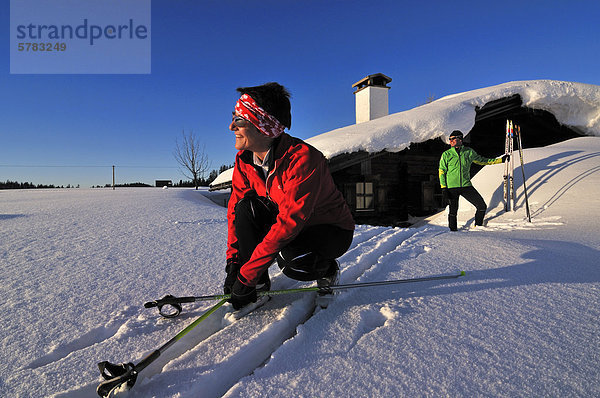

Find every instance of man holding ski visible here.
[224,82,355,310]
[439,130,509,231]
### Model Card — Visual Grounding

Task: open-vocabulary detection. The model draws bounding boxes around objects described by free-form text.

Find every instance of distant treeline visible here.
[1,164,235,190]
[95,182,153,188]
[0,180,80,189]
[94,181,192,188]
[174,163,234,187]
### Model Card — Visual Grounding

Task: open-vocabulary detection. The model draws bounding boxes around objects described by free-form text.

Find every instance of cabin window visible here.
[356,182,374,211]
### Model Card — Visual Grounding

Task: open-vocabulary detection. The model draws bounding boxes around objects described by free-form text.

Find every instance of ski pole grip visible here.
[96,361,137,397]
[143,295,185,317]
[158,302,182,318]
[144,295,198,317]
[145,295,197,308]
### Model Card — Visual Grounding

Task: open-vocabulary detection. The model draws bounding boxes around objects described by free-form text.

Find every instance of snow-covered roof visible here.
[306,80,600,159]
[210,167,233,187]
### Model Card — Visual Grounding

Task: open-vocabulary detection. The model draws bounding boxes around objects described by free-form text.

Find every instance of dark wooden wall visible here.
[330,138,446,226]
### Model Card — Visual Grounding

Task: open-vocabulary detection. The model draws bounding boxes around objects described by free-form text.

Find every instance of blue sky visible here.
[1,0,599,187]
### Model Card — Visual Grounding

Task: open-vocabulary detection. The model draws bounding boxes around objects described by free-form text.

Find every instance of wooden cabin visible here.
[328,139,446,227]
[329,93,583,227]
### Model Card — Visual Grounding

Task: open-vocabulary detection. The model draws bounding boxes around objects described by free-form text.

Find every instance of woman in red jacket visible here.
[224,82,355,310]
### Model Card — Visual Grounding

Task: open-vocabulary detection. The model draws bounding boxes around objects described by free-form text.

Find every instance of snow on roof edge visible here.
[306,79,600,159]
[209,166,234,187]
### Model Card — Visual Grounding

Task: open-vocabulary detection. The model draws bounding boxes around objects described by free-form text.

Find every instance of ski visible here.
[503,120,511,212]
[516,125,532,222]
[504,119,517,212]
[509,120,516,211]
[226,295,270,321]
[145,271,466,318]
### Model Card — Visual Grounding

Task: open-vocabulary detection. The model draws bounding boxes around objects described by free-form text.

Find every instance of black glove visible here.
[502,154,510,163]
[441,188,450,206]
[230,278,257,310]
[223,258,241,294]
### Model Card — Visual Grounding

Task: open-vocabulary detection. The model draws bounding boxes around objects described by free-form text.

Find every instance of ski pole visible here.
[96,298,228,398]
[145,271,466,318]
[516,125,532,222]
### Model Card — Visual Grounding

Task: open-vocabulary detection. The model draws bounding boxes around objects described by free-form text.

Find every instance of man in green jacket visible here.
[439,130,508,231]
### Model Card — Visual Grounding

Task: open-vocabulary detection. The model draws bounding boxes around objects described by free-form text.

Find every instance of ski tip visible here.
[459,270,466,276]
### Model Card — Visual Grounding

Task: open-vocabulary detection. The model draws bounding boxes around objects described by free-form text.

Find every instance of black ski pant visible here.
[447,186,487,230]
[234,192,353,283]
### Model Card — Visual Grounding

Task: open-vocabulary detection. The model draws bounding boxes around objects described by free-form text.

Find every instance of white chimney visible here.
[352,73,392,124]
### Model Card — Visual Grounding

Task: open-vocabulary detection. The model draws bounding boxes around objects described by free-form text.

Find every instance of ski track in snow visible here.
[48,224,445,398]
[154,225,449,398]
[135,225,428,397]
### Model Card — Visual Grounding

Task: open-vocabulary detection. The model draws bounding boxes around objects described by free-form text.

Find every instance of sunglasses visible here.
[449,137,462,141]
[232,114,250,128]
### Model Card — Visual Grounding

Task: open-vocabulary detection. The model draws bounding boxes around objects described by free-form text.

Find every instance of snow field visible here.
[0,137,598,397]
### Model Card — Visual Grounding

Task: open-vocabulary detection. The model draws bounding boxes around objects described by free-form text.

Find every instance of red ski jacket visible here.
[227,133,355,286]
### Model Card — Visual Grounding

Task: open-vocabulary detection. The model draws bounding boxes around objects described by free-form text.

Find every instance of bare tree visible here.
[173,130,210,190]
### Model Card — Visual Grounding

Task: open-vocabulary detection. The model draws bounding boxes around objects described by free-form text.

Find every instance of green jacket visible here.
[439,146,501,188]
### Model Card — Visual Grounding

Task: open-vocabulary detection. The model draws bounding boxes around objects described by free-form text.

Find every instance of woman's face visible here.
[230,115,271,154]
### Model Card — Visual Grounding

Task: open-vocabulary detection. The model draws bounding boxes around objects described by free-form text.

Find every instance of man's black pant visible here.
[234,192,353,283]
[447,186,487,230]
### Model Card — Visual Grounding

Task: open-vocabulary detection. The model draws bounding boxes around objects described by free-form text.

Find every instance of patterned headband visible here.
[234,94,286,138]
